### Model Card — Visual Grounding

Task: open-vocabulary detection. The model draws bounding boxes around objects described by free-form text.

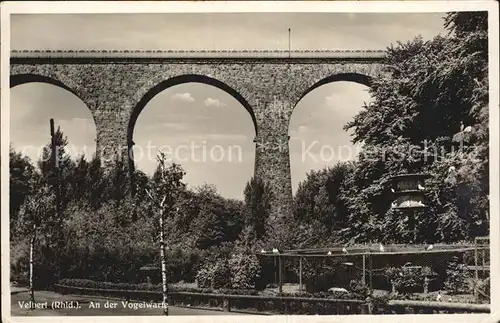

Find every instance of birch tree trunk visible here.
[159,207,168,316]
[29,222,36,309]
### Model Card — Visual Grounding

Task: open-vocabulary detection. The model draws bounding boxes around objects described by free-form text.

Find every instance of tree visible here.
[243,177,273,241]
[104,157,130,208]
[188,184,245,249]
[340,11,489,243]
[9,146,38,233]
[293,162,354,245]
[145,151,186,316]
[69,155,89,204]
[37,126,75,210]
[18,182,56,305]
[85,154,107,210]
[229,226,262,289]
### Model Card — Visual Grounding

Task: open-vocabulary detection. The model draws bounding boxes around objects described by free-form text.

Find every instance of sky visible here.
[10,13,447,199]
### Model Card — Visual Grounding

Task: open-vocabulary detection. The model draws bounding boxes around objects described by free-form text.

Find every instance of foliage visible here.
[277,291,364,300]
[243,177,273,240]
[189,184,245,249]
[9,146,38,227]
[57,278,258,295]
[339,11,489,244]
[9,12,490,298]
[147,153,186,215]
[196,259,232,289]
[195,265,212,289]
[286,256,354,293]
[12,181,58,287]
[104,158,130,208]
[228,227,262,289]
[292,162,354,246]
[229,253,261,289]
[444,257,472,294]
[385,267,427,293]
[165,247,201,283]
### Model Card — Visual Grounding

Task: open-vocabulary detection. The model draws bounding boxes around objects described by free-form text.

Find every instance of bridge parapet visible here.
[11,49,385,60]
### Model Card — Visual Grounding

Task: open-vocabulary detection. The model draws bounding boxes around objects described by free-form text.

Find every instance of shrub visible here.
[211,259,232,289]
[444,258,471,294]
[385,267,426,293]
[195,265,213,288]
[195,259,232,289]
[277,290,365,300]
[57,278,258,295]
[166,248,201,283]
[349,280,371,298]
[229,252,261,289]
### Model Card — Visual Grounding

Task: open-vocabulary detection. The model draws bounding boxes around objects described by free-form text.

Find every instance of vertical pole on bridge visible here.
[288,28,291,58]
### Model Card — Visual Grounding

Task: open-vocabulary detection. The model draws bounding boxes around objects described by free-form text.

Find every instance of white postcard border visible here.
[1,2,499,323]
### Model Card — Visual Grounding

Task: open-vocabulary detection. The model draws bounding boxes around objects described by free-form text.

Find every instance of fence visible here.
[388,300,490,314]
[53,284,490,315]
[168,291,366,314]
[54,284,366,314]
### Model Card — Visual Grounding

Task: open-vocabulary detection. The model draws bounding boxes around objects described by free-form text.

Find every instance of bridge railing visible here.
[53,284,490,315]
[10,49,386,60]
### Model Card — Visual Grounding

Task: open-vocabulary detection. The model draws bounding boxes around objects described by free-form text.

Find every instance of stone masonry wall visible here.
[10,59,384,220]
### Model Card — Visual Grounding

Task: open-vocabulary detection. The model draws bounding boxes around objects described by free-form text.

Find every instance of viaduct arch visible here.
[10,49,385,220]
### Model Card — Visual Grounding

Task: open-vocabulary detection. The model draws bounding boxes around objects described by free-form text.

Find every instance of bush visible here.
[349,280,371,298]
[195,265,212,288]
[196,259,232,289]
[277,290,365,300]
[444,258,471,294]
[229,252,261,289]
[211,259,232,289]
[385,267,426,293]
[57,278,258,295]
[166,248,201,283]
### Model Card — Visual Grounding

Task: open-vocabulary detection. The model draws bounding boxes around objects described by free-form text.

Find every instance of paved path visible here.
[11,290,245,316]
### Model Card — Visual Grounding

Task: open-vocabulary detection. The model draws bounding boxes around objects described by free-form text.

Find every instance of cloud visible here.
[204,98,226,108]
[171,92,195,102]
[325,94,336,105]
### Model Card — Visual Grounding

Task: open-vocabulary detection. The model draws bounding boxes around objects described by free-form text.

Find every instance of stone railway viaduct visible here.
[10,49,385,218]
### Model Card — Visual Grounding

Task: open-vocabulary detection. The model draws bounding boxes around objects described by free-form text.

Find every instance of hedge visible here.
[277,291,366,300]
[58,278,259,295]
[58,278,377,301]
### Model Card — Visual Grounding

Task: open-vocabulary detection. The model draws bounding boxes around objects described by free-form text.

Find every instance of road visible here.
[10,290,246,316]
